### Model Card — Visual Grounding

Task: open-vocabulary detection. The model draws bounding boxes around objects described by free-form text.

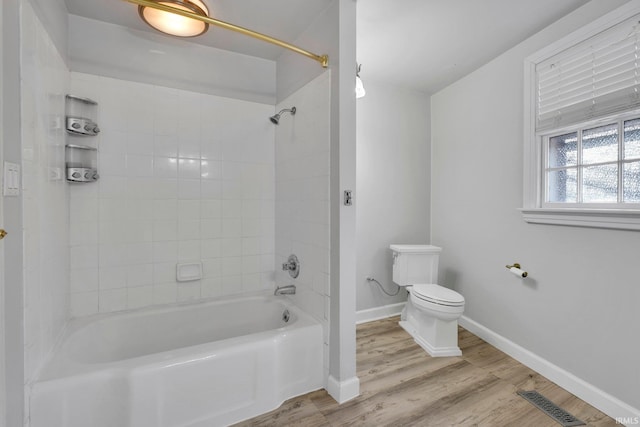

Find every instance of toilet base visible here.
[399,320,462,357]
[399,299,462,357]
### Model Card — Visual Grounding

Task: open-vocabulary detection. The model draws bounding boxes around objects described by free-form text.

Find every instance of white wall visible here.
[275,2,334,103]
[20,1,70,421]
[27,0,68,60]
[276,0,359,402]
[356,80,430,312]
[275,71,331,381]
[431,0,639,414]
[68,72,275,317]
[0,1,5,423]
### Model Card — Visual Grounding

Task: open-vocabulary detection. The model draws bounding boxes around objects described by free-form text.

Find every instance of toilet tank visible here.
[390,245,441,286]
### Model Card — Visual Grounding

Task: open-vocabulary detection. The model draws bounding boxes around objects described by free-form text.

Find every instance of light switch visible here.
[3,162,20,197]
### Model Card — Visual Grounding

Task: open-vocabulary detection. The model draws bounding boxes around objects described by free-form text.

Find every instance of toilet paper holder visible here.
[506,263,528,278]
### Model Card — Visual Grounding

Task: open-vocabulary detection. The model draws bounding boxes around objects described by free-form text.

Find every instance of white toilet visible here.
[391,244,465,357]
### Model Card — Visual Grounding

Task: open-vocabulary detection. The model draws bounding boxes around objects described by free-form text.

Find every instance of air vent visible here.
[517,390,585,427]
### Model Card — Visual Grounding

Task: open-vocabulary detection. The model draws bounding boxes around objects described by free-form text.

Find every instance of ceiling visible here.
[64,0,334,60]
[357,0,589,93]
[65,0,589,94]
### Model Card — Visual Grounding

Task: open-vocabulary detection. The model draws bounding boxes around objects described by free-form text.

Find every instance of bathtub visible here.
[29,294,324,427]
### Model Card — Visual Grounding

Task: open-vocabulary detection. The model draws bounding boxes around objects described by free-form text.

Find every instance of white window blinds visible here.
[536,14,640,132]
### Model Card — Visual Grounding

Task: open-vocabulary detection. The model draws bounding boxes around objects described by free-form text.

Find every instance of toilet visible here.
[391,244,465,357]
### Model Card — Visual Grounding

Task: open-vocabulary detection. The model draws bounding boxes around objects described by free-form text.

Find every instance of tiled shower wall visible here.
[21,2,70,383]
[68,73,275,317]
[274,71,331,377]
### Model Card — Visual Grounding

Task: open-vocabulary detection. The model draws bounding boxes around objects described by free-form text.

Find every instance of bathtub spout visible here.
[274,285,296,296]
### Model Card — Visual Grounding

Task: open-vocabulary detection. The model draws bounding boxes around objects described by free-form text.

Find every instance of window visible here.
[544,116,640,206]
[522,3,640,230]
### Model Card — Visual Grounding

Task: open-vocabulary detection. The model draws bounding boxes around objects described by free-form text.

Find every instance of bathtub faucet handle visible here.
[281,254,300,279]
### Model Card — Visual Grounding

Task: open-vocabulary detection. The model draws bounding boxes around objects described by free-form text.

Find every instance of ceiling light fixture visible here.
[138,0,209,37]
[356,63,366,99]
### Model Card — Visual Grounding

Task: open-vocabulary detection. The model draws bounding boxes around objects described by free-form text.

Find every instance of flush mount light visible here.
[138,0,209,37]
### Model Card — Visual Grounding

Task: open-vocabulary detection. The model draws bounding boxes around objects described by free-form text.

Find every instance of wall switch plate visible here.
[3,162,20,196]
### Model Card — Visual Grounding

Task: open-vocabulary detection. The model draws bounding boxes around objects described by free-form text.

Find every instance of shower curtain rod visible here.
[124,0,329,68]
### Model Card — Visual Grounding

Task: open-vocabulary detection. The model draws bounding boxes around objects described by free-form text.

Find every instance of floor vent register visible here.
[517,390,586,427]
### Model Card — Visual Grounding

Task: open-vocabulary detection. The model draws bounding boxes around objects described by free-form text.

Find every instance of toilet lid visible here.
[412,284,465,307]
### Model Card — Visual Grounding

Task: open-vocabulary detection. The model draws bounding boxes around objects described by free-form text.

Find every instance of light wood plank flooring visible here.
[234,316,616,426]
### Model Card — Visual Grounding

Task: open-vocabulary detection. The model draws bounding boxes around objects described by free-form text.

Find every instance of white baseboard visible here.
[459,315,640,423]
[326,375,360,404]
[356,302,405,324]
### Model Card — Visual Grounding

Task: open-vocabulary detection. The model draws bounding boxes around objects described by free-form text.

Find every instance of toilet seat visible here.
[411,284,465,307]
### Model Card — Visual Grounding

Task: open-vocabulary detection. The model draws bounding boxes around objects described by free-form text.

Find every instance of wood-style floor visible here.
[234,316,616,427]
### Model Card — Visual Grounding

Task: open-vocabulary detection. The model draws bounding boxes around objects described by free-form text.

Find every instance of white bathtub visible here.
[29,294,324,427]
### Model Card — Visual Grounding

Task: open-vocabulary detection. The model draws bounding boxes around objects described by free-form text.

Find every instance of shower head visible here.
[269,106,296,125]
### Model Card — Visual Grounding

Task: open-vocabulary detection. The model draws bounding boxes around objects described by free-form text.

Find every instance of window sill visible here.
[519,208,640,231]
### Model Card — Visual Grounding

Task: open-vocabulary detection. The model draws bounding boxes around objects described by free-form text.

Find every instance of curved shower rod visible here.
[124,0,329,68]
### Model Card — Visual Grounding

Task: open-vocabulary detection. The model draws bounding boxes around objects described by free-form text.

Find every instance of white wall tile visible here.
[154,156,178,178]
[178,158,201,179]
[222,256,243,277]
[126,132,154,155]
[98,176,127,198]
[153,262,176,284]
[70,197,98,222]
[153,220,178,242]
[70,291,99,317]
[99,243,127,267]
[274,73,331,328]
[202,258,222,278]
[153,200,178,220]
[70,221,99,246]
[99,268,127,290]
[200,160,222,180]
[69,74,275,316]
[178,282,201,302]
[71,245,98,270]
[222,218,242,238]
[153,178,178,199]
[100,153,127,176]
[126,154,154,177]
[201,180,222,199]
[201,277,222,298]
[178,179,201,199]
[201,239,221,258]
[70,268,99,293]
[153,241,178,263]
[153,283,178,305]
[177,220,200,240]
[99,289,127,313]
[126,242,153,265]
[127,286,154,309]
[126,264,153,288]
[154,135,179,157]
[178,240,201,261]
[221,275,243,295]
[178,200,200,220]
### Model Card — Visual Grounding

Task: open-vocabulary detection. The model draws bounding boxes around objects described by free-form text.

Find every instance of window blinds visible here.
[536,14,640,132]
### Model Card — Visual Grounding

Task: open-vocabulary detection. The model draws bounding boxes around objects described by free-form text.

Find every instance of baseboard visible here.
[356,302,405,324]
[326,375,360,404]
[459,315,640,423]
